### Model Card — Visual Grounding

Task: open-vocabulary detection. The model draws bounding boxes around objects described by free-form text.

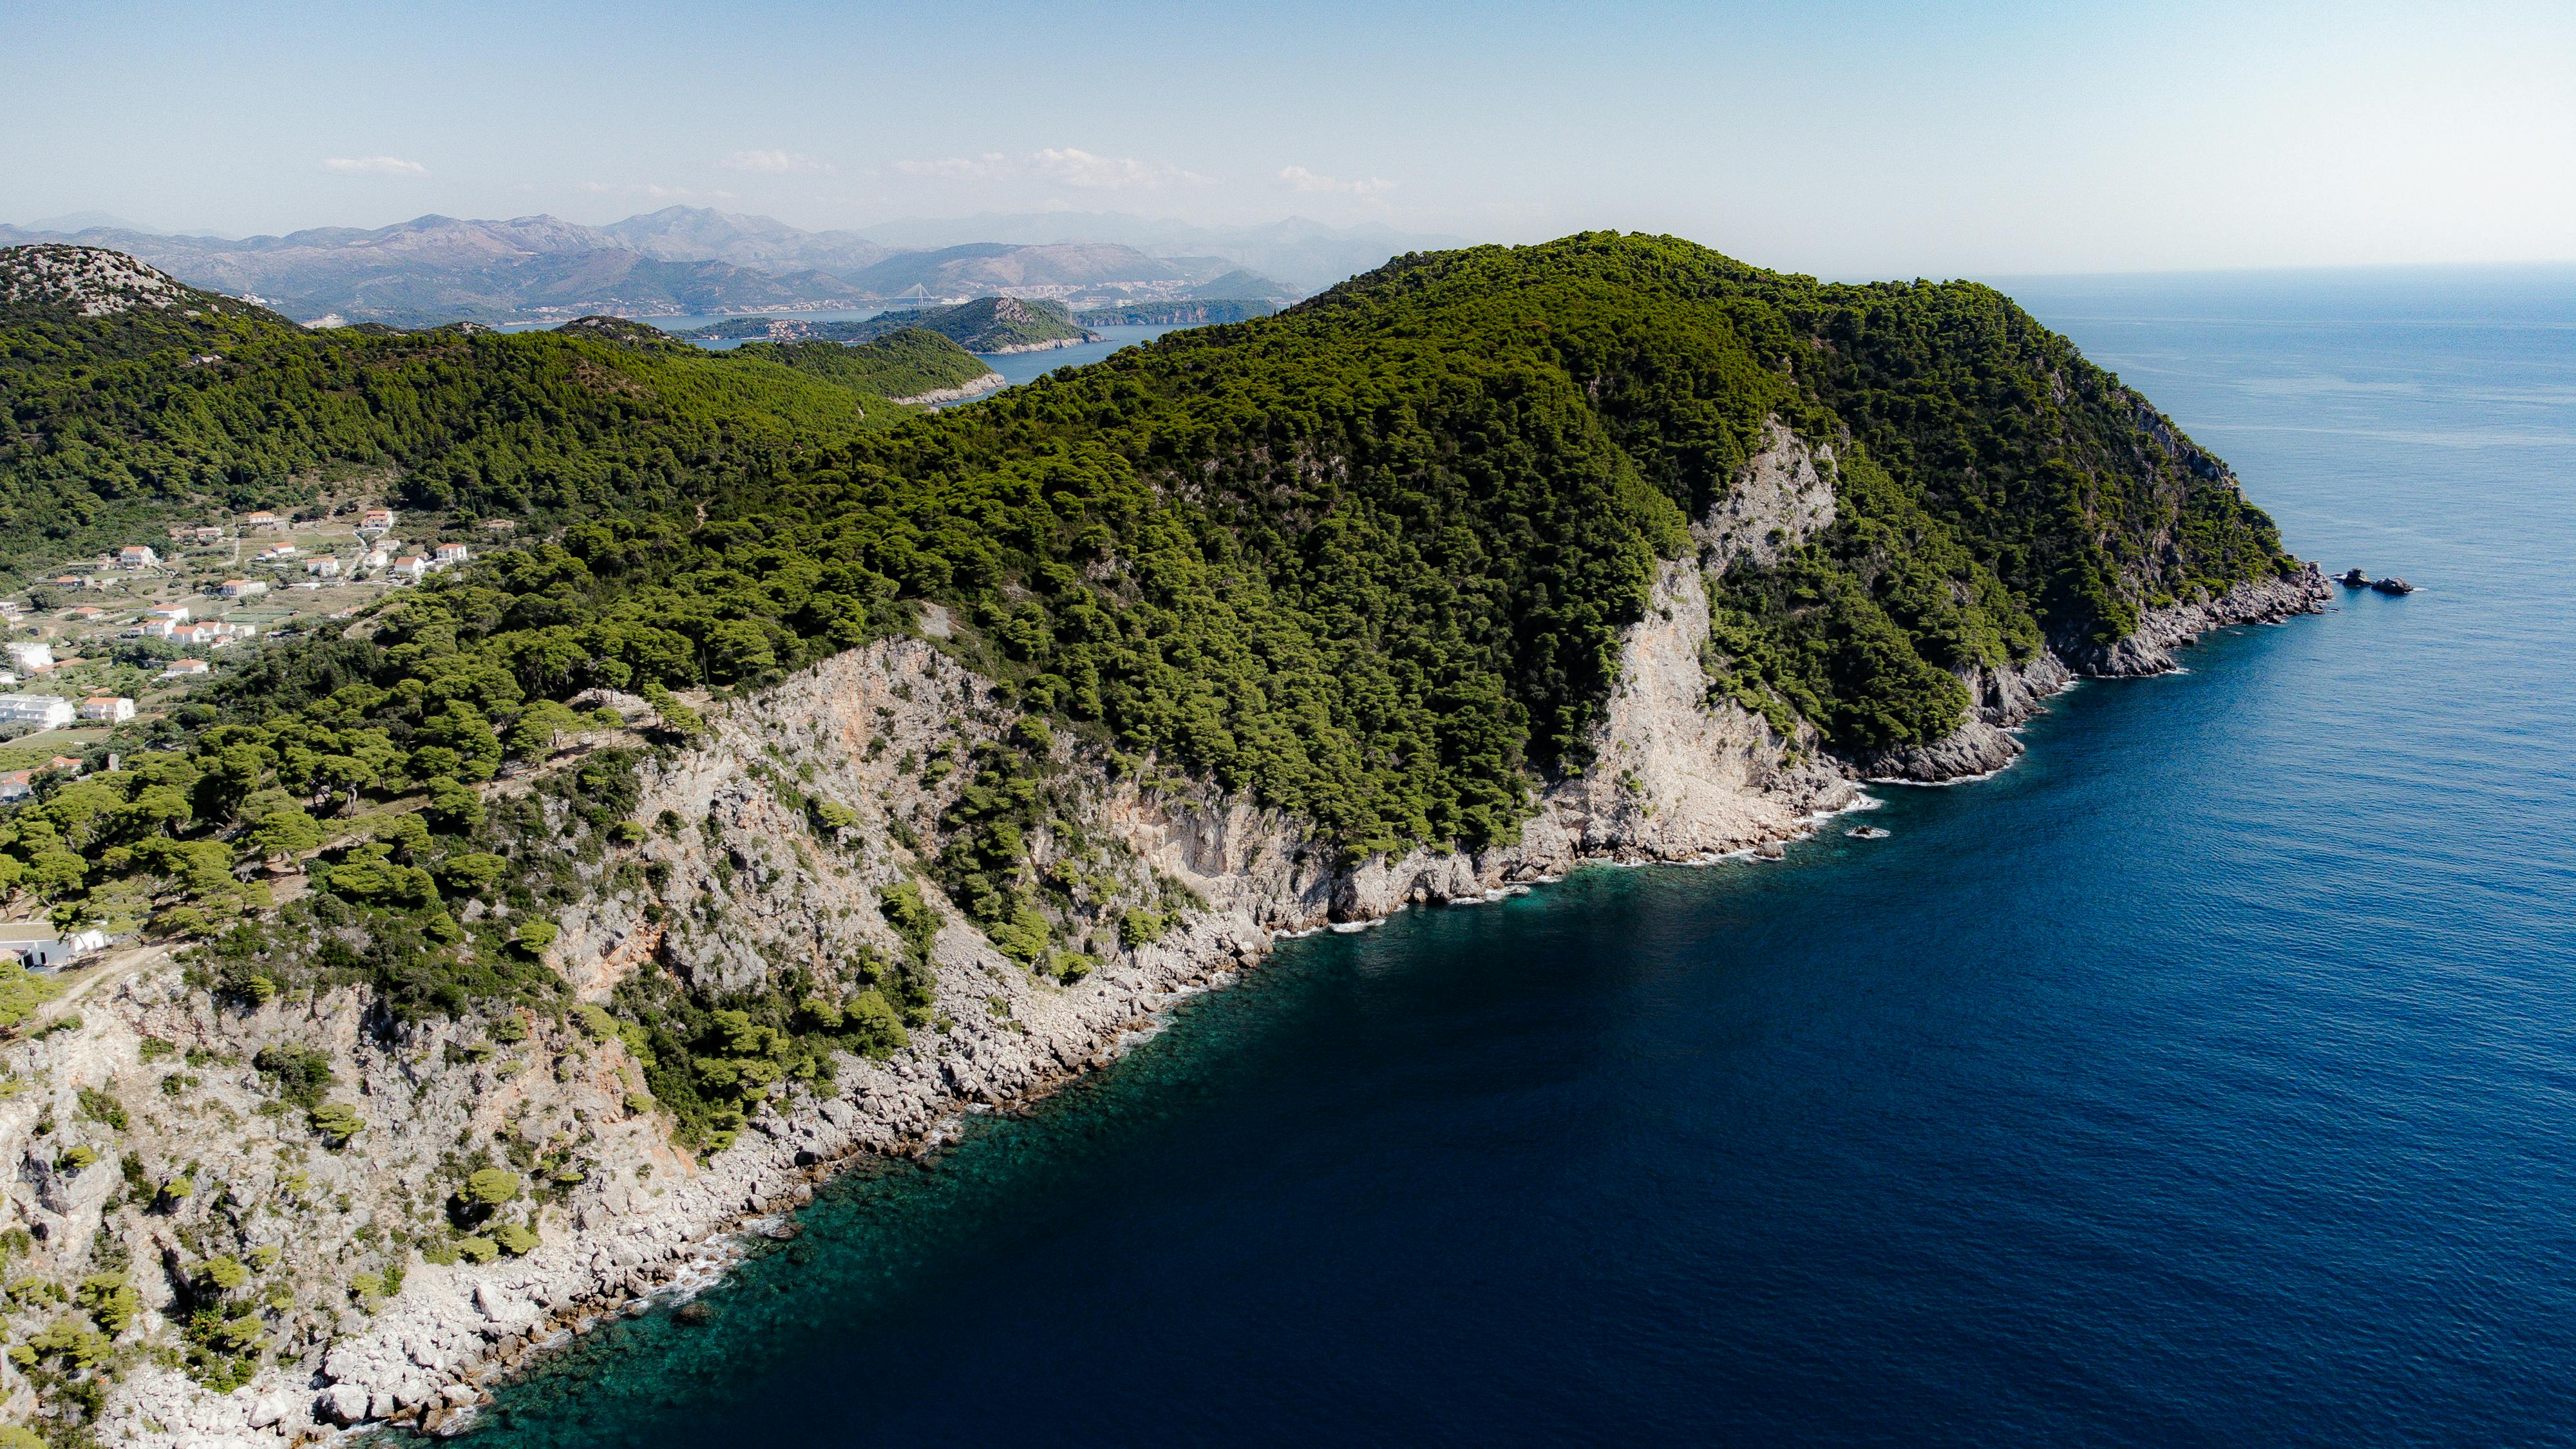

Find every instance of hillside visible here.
[0,232,2318,1446]
[0,245,905,579]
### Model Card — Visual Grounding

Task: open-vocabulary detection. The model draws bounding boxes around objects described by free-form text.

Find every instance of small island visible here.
[1074,299,1279,327]
[680,296,1097,354]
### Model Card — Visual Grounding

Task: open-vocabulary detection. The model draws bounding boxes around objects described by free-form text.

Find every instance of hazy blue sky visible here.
[6,0,2570,276]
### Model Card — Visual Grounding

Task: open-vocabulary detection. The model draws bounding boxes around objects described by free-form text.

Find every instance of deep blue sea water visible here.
[464,267,2576,1446]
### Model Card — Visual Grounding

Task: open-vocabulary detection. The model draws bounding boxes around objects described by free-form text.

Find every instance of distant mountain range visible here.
[0,207,1444,327]
[842,212,1474,292]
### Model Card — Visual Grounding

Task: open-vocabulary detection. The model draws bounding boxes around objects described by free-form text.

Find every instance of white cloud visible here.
[1032,147,1209,190]
[320,156,426,176]
[1279,166,1395,196]
[719,149,830,174]
[893,149,1208,190]
[895,153,1009,178]
[579,181,728,200]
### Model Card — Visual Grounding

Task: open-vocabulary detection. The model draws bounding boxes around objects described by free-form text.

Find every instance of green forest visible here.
[0,233,2296,1134]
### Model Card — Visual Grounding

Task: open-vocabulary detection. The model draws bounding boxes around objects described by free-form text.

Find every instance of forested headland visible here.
[0,231,2295,1136]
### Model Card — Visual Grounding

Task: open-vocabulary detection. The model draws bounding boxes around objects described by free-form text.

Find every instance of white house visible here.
[162,658,211,677]
[0,923,109,971]
[305,557,341,578]
[433,542,471,567]
[5,642,54,674]
[80,696,135,723]
[147,605,190,624]
[391,554,429,582]
[358,508,395,535]
[218,579,267,600]
[0,773,30,803]
[117,545,160,569]
[0,694,74,728]
[242,510,280,530]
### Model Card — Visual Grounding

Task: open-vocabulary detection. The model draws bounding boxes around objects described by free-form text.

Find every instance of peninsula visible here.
[0,234,2322,1446]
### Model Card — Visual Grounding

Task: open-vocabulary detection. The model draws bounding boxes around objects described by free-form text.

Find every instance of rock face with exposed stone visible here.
[0,245,191,316]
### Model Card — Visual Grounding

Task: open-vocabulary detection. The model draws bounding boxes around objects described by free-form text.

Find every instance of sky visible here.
[5,0,2572,277]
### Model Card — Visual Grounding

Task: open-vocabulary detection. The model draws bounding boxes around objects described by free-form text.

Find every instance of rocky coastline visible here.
[978,334,1090,355]
[33,431,2326,1448]
[1858,565,2331,782]
[886,370,1005,408]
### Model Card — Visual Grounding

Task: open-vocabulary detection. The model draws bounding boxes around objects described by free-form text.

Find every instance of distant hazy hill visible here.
[682,296,1096,353]
[0,207,1326,327]
[600,205,889,275]
[849,211,1472,291]
[1075,299,1277,326]
[0,214,867,327]
[832,242,1216,301]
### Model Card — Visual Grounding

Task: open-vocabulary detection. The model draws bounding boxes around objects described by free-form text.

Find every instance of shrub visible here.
[308,1101,363,1147]
[77,1086,127,1132]
[0,964,61,1030]
[464,1169,522,1208]
[76,1272,139,1334]
[435,851,507,892]
[252,1044,335,1108]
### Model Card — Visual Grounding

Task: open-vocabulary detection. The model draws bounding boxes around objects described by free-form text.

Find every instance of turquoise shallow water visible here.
[464,267,2576,1446]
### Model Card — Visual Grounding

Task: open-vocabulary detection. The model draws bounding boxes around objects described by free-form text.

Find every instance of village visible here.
[0,500,516,971]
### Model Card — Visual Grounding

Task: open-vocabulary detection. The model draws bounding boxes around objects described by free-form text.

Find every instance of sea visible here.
[460,265,2576,1446]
